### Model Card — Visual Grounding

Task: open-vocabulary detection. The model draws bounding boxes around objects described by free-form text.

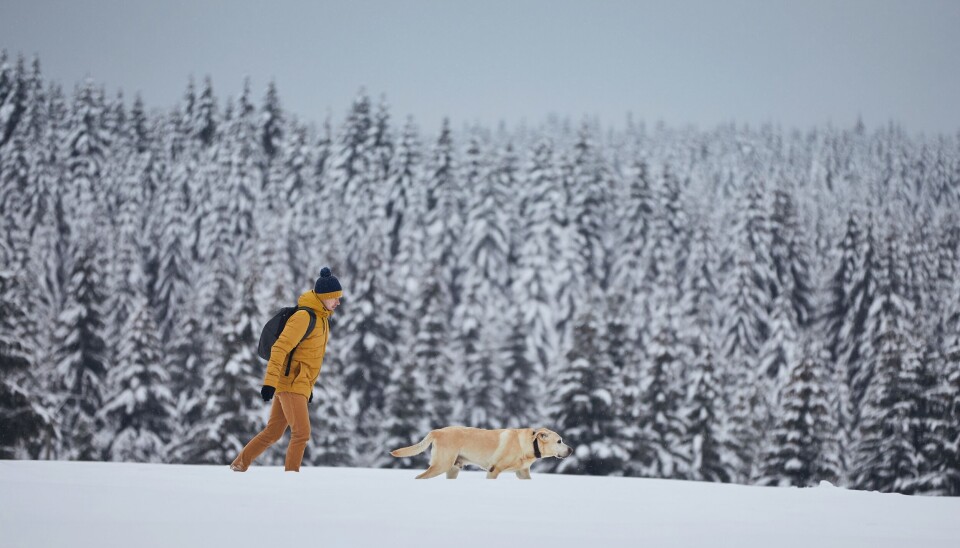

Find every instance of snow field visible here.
[2,460,958,548]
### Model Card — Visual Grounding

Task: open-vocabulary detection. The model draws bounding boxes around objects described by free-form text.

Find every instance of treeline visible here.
[0,50,959,494]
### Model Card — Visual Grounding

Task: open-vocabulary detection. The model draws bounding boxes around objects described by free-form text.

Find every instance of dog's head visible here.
[533,428,573,459]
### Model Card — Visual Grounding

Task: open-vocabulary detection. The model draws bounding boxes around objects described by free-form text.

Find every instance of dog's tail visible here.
[390,432,434,458]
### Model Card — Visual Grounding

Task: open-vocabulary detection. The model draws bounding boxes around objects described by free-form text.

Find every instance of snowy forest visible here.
[1,51,959,495]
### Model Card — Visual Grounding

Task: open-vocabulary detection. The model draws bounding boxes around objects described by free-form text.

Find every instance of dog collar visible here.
[533,438,542,459]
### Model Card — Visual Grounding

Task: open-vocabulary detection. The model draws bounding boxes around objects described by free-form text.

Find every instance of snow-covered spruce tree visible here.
[851,231,921,493]
[679,221,734,482]
[308,371,358,468]
[197,82,261,364]
[18,59,54,240]
[384,116,424,267]
[718,173,774,481]
[183,269,264,464]
[759,336,841,487]
[273,124,318,285]
[163,278,207,464]
[98,288,174,463]
[192,76,218,148]
[607,160,657,456]
[513,138,571,407]
[422,118,464,302]
[152,114,193,344]
[371,96,394,187]
[260,80,283,162]
[635,314,691,479]
[175,83,263,464]
[381,326,431,468]
[942,303,960,495]
[127,94,150,155]
[0,237,46,458]
[901,334,959,494]
[612,158,655,288]
[53,237,109,460]
[455,132,507,429]
[549,307,626,476]
[413,269,460,428]
[335,99,403,457]
[627,162,693,479]
[323,90,374,270]
[685,344,736,482]
[256,127,297,315]
[755,291,799,441]
[0,53,29,148]
[0,123,30,222]
[104,149,150,359]
[769,179,815,328]
[823,212,864,420]
[501,299,538,428]
[842,217,884,427]
[63,78,110,233]
[338,219,404,465]
[568,121,612,293]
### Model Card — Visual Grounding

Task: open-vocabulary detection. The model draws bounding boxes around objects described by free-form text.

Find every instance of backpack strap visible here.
[284,308,318,376]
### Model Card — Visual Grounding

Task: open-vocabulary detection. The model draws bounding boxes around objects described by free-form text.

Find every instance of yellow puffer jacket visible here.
[263,290,333,398]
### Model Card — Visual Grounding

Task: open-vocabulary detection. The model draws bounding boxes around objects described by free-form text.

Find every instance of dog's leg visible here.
[446,458,463,479]
[416,465,450,479]
[416,449,457,480]
[486,467,502,479]
[515,469,532,480]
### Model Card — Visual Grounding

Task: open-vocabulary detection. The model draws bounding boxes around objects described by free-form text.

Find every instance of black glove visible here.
[308,391,313,404]
[261,385,276,402]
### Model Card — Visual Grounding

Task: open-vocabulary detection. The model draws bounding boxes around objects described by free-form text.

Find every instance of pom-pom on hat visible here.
[314,267,343,300]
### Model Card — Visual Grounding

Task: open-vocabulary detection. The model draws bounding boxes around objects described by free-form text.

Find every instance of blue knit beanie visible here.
[314,267,342,299]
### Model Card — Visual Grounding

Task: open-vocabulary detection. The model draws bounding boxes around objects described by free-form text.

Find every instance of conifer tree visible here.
[568,122,612,292]
[182,270,264,463]
[719,174,773,480]
[260,81,283,161]
[308,372,357,467]
[193,77,218,147]
[455,133,509,428]
[550,308,626,475]
[384,117,423,264]
[686,344,735,482]
[98,290,174,462]
[769,182,815,327]
[382,332,431,468]
[53,237,109,460]
[852,232,921,492]
[0,239,45,458]
[760,337,841,486]
[0,54,28,147]
[413,271,459,428]
[501,301,537,428]
[513,139,571,389]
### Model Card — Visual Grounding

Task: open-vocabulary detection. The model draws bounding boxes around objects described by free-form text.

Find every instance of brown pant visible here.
[232,391,311,472]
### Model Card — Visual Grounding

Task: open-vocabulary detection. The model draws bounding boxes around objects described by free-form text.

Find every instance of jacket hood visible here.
[298,290,334,318]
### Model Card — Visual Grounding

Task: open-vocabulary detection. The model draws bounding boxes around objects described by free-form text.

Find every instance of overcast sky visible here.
[1,0,958,135]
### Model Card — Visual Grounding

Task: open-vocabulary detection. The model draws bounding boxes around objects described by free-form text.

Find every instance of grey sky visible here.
[2,0,958,135]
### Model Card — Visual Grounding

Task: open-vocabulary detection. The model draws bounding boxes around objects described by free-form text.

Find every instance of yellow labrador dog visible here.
[390,426,573,479]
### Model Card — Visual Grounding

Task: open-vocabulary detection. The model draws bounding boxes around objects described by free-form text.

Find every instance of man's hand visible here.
[261,385,276,402]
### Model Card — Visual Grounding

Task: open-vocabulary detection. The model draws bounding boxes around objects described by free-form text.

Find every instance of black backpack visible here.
[258,306,317,376]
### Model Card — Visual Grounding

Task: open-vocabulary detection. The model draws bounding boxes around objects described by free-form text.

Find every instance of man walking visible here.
[230,267,343,472]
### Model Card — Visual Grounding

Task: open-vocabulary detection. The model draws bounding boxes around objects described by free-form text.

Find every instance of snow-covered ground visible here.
[2,460,958,548]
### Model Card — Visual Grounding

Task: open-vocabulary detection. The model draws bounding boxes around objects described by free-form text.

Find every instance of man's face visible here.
[321,297,340,311]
